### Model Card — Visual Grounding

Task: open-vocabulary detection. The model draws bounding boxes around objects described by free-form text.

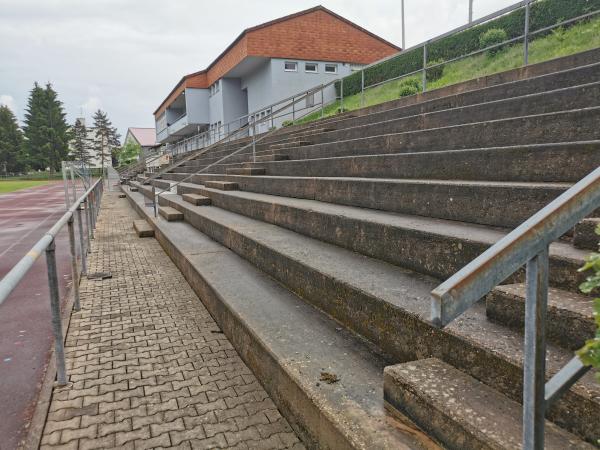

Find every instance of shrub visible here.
[398,85,419,98]
[334,0,600,97]
[281,120,293,127]
[426,59,445,82]
[479,28,508,55]
[400,77,422,91]
[578,225,600,382]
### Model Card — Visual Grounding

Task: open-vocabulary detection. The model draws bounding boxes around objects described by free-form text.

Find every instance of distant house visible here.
[154,5,400,144]
[123,127,167,169]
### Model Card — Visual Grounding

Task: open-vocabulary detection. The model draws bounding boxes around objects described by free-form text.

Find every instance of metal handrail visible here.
[431,166,600,447]
[0,177,104,386]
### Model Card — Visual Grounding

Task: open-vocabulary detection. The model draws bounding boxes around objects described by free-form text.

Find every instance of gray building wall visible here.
[221,78,248,130]
[185,88,210,125]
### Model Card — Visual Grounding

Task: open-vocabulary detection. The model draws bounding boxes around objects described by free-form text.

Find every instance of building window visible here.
[325,63,338,74]
[284,61,297,72]
[209,80,220,96]
[305,62,318,73]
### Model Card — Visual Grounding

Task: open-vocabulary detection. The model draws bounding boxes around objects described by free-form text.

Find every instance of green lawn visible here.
[296,16,600,124]
[0,180,50,194]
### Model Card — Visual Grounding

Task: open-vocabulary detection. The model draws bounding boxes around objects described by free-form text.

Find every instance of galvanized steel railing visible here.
[431,166,600,449]
[0,178,104,386]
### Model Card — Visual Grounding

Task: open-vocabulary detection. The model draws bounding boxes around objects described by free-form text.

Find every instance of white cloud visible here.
[0,95,16,112]
[0,0,514,137]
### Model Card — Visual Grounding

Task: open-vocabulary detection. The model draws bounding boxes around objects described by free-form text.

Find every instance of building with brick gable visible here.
[154,6,399,143]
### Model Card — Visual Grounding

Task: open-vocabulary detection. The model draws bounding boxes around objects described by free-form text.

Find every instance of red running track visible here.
[0,181,79,449]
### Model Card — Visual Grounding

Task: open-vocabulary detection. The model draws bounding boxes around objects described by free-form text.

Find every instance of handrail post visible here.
[292,97,296,122]
[67,217,81,311]
[86,198,94,241]
[320,85,325,119]
[76,203,87,274]
[422,43,428,92]
[45,239,68,386]
[61,163,70,210]
[340,77,344,113]
[523,246,549,450]
[152,186,157,218]
[361,69,365,107]
[252,119,256,163]
[524,0,531,65]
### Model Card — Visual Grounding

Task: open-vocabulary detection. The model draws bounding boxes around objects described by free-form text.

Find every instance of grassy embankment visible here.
[297,17,600,123]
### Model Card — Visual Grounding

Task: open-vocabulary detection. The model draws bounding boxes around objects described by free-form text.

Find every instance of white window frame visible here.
[324,63,338,74]
[284,61,298,72]
[305,62,318,73]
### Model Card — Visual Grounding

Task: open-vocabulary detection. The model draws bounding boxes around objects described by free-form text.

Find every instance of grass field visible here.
[296,16,600,124]
[0,180,50,194]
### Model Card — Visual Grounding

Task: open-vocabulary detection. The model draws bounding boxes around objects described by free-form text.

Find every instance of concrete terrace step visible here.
[175,183,587,289]
[291,61,600,143]
[245,142,600,183]
[123,190,440,450]
[158,206,183,221]
[155,192,600,441]
[182,193,211,206]
[574,218,600,250]
[486,283,595,351]
[260,82,600,150]
[163,173,572,229]
[259,108,600,162]
[225,167,266,176]
[132,219,154,237]
[384,358,594,450]
[269,140,312,150]
[203,180,238,190]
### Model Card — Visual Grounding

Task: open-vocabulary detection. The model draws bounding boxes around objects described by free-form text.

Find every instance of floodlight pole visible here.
[469,0,474,23]
[401,0,406,49]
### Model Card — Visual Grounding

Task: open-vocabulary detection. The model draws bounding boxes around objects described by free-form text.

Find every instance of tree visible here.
[116,140,141,167]
[0,105,25,174]
[23,82,72,171]
[71,118,91,168]
[92,110,120,173]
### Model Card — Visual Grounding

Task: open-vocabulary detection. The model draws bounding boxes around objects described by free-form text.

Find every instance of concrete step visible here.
[486,283,595,351]
[225,167,265,176]
[295,61,600,144]
[158,206,183,221]
[384,358,594,450]
[176,183,587,290]
[269,140,312,150]
[182,193,211,206]
[132,219,154,237]
[573,218,600,250]
[203,180,238,191]
[261,108,600,162]
[163,173,571,229]
[262,82,600,151]
[243,142,600,183]
[156,193,599,441]
[122,189,439,449]
[253,154,289,163]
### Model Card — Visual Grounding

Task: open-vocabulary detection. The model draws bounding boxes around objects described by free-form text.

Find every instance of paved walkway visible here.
[41,192,304,450]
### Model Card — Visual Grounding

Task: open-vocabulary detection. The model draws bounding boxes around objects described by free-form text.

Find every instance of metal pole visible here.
[422,44,428,92]
[76,203,87,274]
[341,77,344,112]
[292,97,296,122]
[86,198,94,241]
[67,217,81,311]
[401,0,406,49]
[61,163,70,210]
[523,247,549,450]
[524,0,531,65]
[469,0,473,23]
[320,86,325,119]
[361,69,365,107]
[252,119,256,163]
[152,186,157,218]
[45,240,68,386]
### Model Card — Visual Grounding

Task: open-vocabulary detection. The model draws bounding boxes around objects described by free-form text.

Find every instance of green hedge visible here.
[336,0,600,97]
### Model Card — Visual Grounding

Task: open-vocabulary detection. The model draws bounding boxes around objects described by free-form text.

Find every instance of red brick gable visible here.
[154,6,399,117]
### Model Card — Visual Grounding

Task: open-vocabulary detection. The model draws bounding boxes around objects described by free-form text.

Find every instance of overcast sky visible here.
[0,0,514,139]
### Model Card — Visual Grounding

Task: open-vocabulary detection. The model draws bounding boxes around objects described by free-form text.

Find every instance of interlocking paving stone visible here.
[41,191,304,450]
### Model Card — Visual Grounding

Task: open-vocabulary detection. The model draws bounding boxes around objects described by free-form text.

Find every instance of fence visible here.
[0,177,104,385]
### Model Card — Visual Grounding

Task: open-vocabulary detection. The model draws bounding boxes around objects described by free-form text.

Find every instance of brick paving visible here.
[40,192,304,450]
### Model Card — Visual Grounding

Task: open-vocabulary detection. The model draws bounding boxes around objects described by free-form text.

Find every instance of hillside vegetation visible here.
[296,16,600,124]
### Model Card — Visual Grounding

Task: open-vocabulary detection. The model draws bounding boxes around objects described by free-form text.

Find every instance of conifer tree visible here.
[92,109,120,173]
[71,118,91,168]
[23,82,71,171]
[0,105,25,174]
